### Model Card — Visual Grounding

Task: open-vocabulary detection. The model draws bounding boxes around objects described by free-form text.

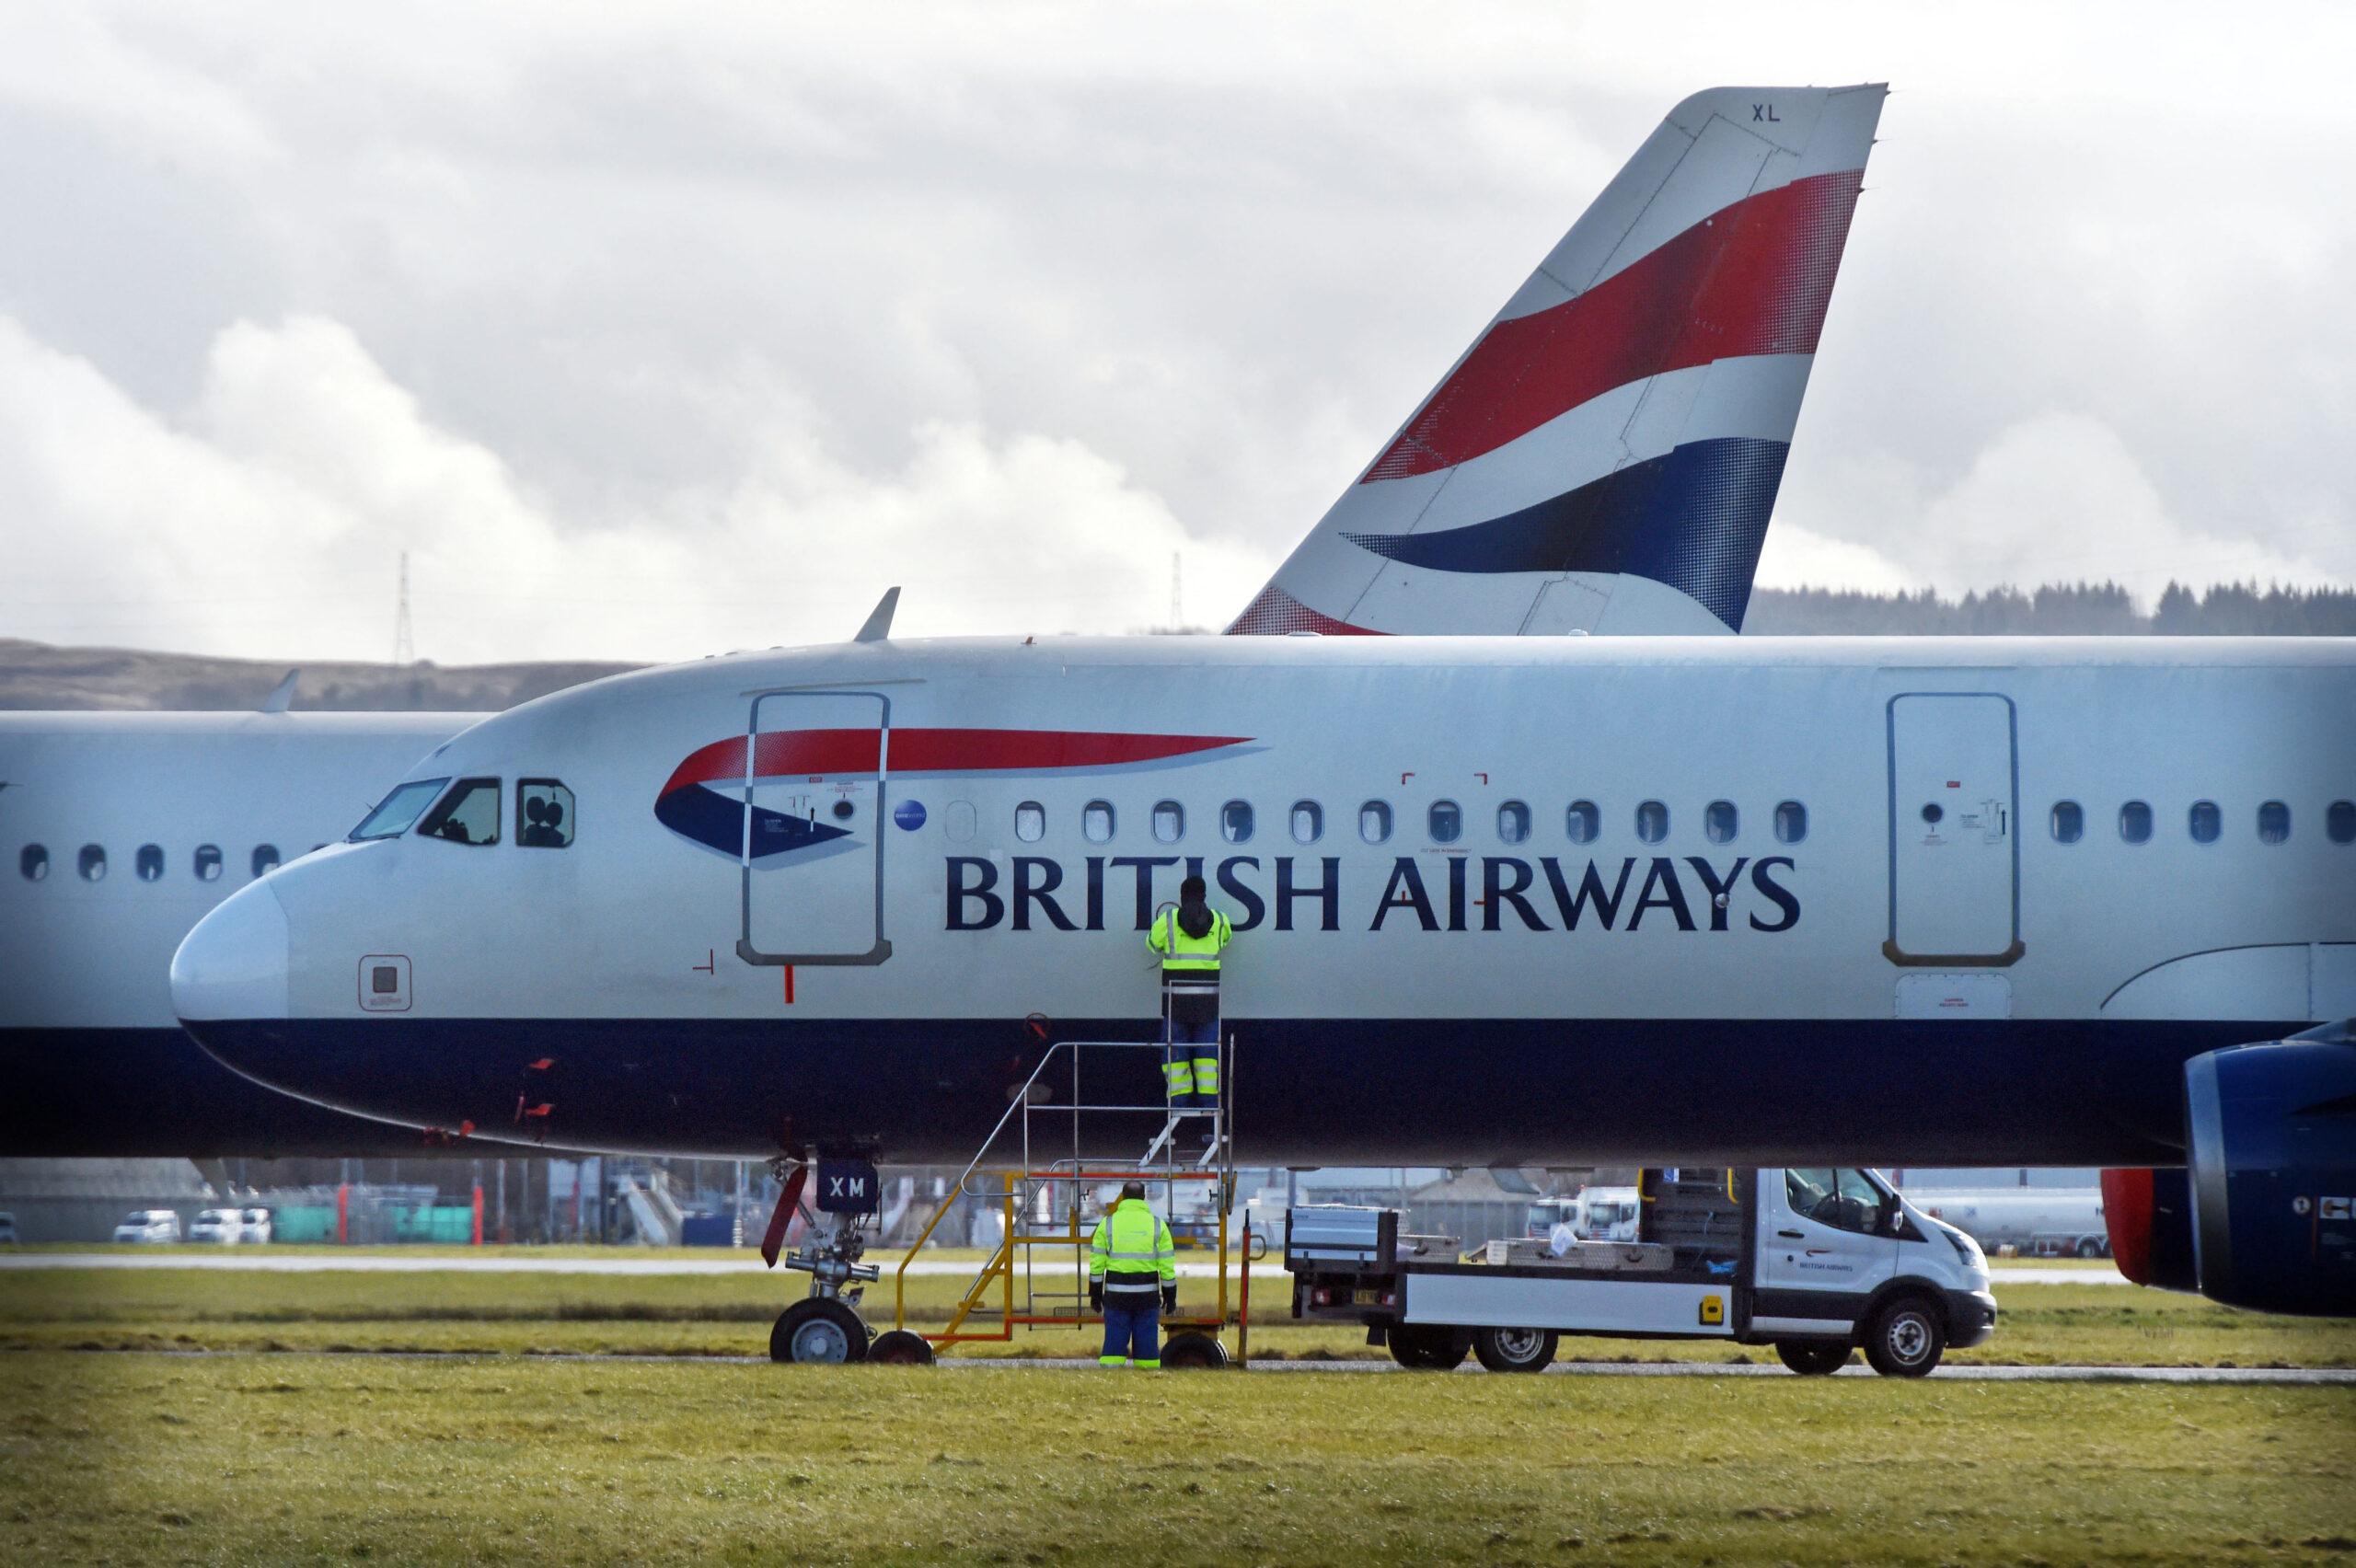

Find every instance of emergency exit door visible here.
[1885,693,2022,966]
[738,690,892,967]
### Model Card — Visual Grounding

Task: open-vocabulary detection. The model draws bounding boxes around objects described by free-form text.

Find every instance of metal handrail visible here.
[891,1032,1239,1345]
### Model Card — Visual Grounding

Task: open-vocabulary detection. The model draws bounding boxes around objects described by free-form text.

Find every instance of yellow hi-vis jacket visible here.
[1149,907,1231,979]
[1089,1198,1177,1295]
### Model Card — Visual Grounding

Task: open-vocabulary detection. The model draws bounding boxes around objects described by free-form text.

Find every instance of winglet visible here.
[853,587,900,643]
[260,670,300,713]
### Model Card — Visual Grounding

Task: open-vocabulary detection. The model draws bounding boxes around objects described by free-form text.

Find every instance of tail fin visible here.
[1230,85,1885,637]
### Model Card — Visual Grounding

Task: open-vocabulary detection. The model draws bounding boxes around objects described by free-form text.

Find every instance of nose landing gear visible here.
[765,1156,886,1364]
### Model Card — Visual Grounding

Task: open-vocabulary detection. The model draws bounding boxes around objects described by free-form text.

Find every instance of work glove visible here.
[1089,1282,1103,1311]
[1161,1284,1178,1313]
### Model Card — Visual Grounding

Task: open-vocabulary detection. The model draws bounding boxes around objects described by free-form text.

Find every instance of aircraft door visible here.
[738,690,892,967]
[1886,693,2021,965]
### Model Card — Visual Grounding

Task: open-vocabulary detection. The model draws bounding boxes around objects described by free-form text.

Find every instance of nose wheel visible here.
[762,1157,884,1364]
[771,1297,871,1364]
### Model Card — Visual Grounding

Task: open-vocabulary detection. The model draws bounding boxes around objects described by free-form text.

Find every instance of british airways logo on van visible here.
[653,729,1251,862]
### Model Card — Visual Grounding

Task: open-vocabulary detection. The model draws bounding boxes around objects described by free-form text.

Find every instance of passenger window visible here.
[135,845,165,882]
[352,778,451,842]
[418,778,502,846]
[2119,801,2153,844]
[1152,801,1184,844]
[1290,801,1322,845]
[1496,801,1530,845]
[1704,801,1737,844]
[2257,801,2290,845]
[20,845,48,882]
[1635,801,1668,844]
[518,780,575,848]
[1359,801,1392,845]
[1784,1168,1833,1221]
[193,845,223,882]
[1774,801,1807,845]
[252,845,281,878]
[1014,802,1045,843]
[79,845,106,882]
[1221,801,1254,844]
[2330,801,2356,845]
[2050,801,2083,843]
[1427,801,1461,844]
[2188,801,2221,844]
[1082,801,1114,844]
[1565,801,1600,845]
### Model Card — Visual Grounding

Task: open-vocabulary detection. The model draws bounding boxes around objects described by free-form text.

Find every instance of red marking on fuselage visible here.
[662,728,1250,797]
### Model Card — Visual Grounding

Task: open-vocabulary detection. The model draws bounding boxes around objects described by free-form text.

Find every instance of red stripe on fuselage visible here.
[1363,169,1865,482]
[661,729,1250,795]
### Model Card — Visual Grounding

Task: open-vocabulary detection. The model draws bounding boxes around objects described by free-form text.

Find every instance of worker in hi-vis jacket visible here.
[1089,1179,1179,1367]
[1149,876,1231,1112]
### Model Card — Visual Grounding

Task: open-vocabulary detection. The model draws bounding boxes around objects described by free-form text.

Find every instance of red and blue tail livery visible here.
[655,728,1251,860]
[1232,86,1884,639]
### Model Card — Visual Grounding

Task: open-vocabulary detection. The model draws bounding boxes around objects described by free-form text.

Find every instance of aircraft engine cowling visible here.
[2098,1166,2197,1292]
[2172,1023,2356,1317]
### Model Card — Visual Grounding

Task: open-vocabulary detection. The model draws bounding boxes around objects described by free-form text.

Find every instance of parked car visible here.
[112,1209,182,1244]
[0,1212,17,1245]
[188,1207,243,1243]
[237,1207,273,1245]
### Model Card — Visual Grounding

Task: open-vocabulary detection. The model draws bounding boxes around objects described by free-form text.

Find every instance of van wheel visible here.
[1472,1326,1559,1373]
[1774,1341,1851,1377]
[1387,1324,1472,1371]
[769,1299,871,1365]
[1862,1297,1945,1378]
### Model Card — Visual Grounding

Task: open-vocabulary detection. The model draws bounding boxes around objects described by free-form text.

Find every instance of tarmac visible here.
[0,1253,2125,1284]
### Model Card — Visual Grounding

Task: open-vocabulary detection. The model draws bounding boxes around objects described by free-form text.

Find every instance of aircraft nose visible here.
[172,879,291,1021]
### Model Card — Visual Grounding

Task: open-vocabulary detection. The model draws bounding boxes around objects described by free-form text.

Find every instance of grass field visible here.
[3,1352,2350,1566]
[2,1259,2352,1564]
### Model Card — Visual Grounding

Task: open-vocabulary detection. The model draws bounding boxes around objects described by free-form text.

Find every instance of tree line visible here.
[1743,582,2356,636]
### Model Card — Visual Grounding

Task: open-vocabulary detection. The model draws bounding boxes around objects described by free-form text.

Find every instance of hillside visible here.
[3,582,2347,710]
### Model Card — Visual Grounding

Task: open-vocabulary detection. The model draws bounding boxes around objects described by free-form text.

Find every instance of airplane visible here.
[0,702,479,1154]
[170,628,2356,1315]
[2,84,1884,1159]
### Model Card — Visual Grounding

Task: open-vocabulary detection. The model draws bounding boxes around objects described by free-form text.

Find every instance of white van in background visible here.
[187,1208,243,1244]
[112,1210,181,1243]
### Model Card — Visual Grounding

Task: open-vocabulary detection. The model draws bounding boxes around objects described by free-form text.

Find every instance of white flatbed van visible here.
[1286,1167,1996,1377]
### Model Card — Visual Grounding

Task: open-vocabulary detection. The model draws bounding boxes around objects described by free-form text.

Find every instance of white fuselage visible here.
[170,633,2356,1166]
[0,711,473,1155]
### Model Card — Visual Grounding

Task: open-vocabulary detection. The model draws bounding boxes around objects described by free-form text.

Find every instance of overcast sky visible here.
[2,3,2350,663]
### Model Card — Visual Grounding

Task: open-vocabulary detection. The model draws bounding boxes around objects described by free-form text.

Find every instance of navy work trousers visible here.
[1100,1293,1161,1366]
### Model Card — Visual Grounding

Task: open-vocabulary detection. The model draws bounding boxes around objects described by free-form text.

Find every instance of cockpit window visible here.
[518,780,575,848]
[418,778,502,846]
[352,778,451,842]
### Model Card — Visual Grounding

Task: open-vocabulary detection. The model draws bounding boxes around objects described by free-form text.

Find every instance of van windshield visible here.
[351,778,450,841]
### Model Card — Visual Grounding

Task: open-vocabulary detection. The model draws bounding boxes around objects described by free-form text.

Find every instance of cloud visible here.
[1753,523,1914,596]
[1,3,2351,663]
[0,313,1268,661]
[1776,411,2334,605]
